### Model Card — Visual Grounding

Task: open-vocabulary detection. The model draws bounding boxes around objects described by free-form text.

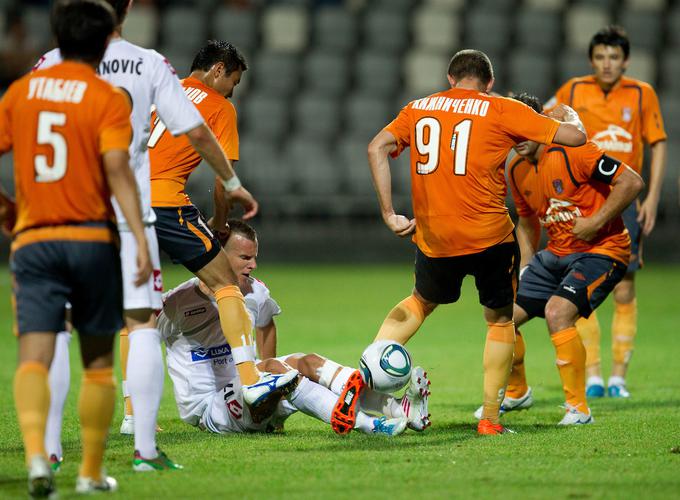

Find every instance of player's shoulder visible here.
[620,75,658,95]
[163,277,201,304]
[247,277,272,299]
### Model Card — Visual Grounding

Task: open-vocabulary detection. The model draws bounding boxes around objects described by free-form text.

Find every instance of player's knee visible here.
[411,291,437,317]
[258,358,288,374]
[613,277,635,303]
[297,354,323,378]
[544,299,573,332]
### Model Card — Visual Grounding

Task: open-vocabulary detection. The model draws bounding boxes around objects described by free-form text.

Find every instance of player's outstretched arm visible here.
[549,104,587,147]
[103,149,152,286]
[517,215,541,269]
[185,123,258,219]
[573,166,645,242]
[368,130,415,237]
[637,140,666,235]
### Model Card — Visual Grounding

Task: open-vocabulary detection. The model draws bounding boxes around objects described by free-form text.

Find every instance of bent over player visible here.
[2,0,150,495]
[480,93,644,424]
[351,50,587,436]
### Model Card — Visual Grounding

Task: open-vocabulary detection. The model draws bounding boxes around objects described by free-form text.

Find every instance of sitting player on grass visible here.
[158,220,431,436]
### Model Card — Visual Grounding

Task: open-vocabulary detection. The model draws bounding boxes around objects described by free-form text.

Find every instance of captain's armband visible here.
[591,154,621,184]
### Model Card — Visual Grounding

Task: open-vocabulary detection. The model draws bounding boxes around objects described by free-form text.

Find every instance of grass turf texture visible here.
[0,263,679,499]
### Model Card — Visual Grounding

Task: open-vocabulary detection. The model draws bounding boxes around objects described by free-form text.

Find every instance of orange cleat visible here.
[477,419,515,435]
[331,370,365,435]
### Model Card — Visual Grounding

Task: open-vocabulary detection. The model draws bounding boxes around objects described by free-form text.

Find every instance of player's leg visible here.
[576,311,605,397]
[374,291,437,345]
[118,327,134,433]
[45,328,71,472]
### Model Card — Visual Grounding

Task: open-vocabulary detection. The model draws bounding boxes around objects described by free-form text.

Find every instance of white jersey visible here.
[34,38,204,227]
[158,277,281,425]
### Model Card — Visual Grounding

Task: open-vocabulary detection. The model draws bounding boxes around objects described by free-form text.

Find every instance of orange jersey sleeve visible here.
[209,100,239,161]
[498,97,560,146]
[384,106,411,159]
[641,84,666,146]
[1,61,129,237]
[507,155,535,218]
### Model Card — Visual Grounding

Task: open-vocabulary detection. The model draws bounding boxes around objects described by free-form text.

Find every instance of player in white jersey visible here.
[33,0,259,472]
[159,220,431,436]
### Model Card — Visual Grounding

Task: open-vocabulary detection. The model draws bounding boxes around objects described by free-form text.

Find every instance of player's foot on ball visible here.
[48,454,62,474]
[558,404,594,426]
[473,387,534,420]
[242,370,300,409]
[120,414,134,435]
[132,448,183,472]
[607,377,630,398]
[27,455,56,498]
[371,416,408,437]
[477,419,515,435]
[399,366,431,431]
[586,376,605,398]
[331,369,365,435]
[75,474,117,494]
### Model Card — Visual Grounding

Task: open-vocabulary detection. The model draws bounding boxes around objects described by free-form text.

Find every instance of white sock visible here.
[287,377,335,423]
[359,388,404,418]
[127,328,163,458]
[354,412,378,434]
[329,367,355,395]
[587,375,604,387]
[45,331,71,459]
[608,375,625,387]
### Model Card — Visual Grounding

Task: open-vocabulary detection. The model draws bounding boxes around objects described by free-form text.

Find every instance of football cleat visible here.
[607,377,630,398]
[331,369,365,435]
[558,404,594,426]
[75,474,117,494]
[132,448,183,472]
[48,454,62,474]
[586,376,605,398]
[27,455,56,498]
[473,387,533,420]
[119,414,134,435]
[477,419,515,435]
[242,370,300,408]
[399,366,431,431]
[371,416,408,437]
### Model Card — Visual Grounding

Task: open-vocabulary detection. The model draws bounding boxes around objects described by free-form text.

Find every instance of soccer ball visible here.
[359,340,412,393]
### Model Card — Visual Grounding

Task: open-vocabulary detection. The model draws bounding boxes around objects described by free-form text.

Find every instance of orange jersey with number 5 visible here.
[385,88,560,257]
[149,76,238,207]
[0,61,131,237]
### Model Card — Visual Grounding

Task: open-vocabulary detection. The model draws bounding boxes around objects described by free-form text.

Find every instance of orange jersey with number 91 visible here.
[0,61,132,236]
[385,88,560,258]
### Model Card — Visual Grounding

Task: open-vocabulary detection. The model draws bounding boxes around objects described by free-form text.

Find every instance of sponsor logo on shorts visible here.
[562,285,577,294]
[190,343,232,362]
[572,272,586,281]
[153,270,162,292]
[184,307,207,317]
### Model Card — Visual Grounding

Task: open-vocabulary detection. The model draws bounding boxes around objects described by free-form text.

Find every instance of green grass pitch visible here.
[0,263,679,499]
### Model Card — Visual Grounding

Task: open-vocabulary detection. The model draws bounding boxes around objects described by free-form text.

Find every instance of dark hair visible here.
[511,92,542,114]
[447,49,493,85]
[190,41,248,74]
[52,0,115,64]
[104,0,130,26]
[226,219,257,243]
[589,25,630,60]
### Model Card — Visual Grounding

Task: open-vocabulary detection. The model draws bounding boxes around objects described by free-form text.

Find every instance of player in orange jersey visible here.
[0,0,151,496]
[545,26,667,398]
[149,40,299,412]
[330,50,587,437]
[473,93,643,425]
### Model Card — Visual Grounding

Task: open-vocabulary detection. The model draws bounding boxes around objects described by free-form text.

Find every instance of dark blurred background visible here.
[0,0,678,262]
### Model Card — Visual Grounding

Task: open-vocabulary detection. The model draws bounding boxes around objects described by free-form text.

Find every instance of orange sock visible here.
[482,321,515,424]
[119,327,133,416]
[14,361,50,465]
[506,329,528,398]
[215,286,258,385]
[612,299,637,367]
[551,327,588,412]
[576,311,601,371]
[79,368,115,481]
[374,295,430,345]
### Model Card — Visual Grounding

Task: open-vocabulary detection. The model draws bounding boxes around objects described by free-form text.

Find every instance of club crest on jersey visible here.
[622,107,632,122]
[552,179,564,194]
[190,343,232,362]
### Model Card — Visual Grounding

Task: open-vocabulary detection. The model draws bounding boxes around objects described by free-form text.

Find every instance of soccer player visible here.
[2,0,150,495]
[481,93,644,424]
[343,49,587,436]
[33,2,259,471]
[545,26,667,398]
[158,220,429,436]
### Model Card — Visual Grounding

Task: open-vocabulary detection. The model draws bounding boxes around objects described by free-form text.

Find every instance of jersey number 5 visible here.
[415,118,471,176]
[35,111,67,183]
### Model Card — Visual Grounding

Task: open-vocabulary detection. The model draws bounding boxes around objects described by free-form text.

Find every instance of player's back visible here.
[1,61,130,236]
[387,88,559,257]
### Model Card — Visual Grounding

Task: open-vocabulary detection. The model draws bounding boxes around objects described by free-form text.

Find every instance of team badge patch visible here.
[552,179,564,194]
[622,107,632,122]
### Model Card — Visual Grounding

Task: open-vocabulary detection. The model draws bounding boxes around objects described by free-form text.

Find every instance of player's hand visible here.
[637,197,657,236]
[134,243,153,287]
[208,216,231,246]
[384,213,415,237]
[226,186,259,220]
[572,216,600,242]
[547,104,577,122]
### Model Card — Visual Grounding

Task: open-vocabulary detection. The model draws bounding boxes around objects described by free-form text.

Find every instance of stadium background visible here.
[0,0,677,262]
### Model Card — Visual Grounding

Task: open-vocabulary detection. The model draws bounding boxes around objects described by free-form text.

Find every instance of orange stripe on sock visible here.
[83,367,114,386]
[402,295,427,321]
[18,361,49,375]
[486,321,515,343]
[614,299,636,314]
[551,326,579,347]
[215,285,244,302]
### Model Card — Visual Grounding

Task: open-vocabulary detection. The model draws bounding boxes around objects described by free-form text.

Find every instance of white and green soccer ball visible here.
[359,340,412,394]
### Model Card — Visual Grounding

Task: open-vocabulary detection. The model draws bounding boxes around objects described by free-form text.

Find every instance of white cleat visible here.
[399,366,431,431]
[242,370,300,408]
[75,474,118,494]
[557,404,594,426]
[371,416,408,436]
[474,387,534,420]
[607,376,631,398]
[28,455,56,499]
[119,414,134,435]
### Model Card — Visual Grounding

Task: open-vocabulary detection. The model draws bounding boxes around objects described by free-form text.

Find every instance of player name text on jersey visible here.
[27,77,87,103]
[411,96,490,116]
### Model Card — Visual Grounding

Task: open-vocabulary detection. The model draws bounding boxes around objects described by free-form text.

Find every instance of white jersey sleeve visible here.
[245,278,282,328]
[32,49,62,71]
[149,51,204,136]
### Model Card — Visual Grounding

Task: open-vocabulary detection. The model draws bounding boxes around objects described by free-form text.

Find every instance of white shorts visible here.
[199,378,297,434]
[120,225,162,311]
